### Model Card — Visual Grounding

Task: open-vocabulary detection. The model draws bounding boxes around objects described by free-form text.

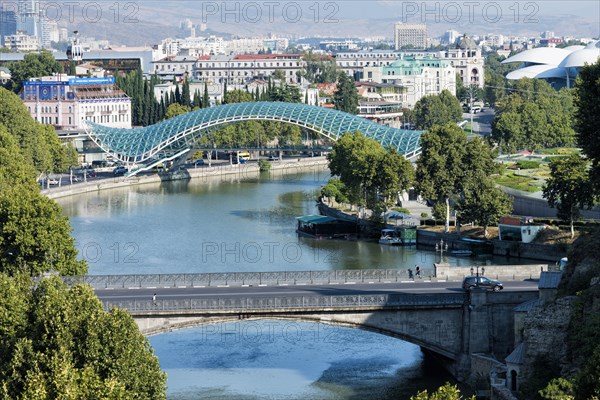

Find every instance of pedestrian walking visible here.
[415,265,421,279]
[408,268,414,279]
[152,293,156,305]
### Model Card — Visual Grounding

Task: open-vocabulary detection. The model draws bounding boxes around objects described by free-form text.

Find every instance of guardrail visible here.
[66,269,432,289]
[104,293,466,313]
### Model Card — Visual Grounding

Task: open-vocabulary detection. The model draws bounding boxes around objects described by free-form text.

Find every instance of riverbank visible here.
[318,201,566,263]
[43,157,329,200]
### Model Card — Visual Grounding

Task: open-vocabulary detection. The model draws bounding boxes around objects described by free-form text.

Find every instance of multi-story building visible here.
[438,35,484,88]
[195,54,303,85]
[355,81,405,128]
[4,31,39,51]
[364,54,456,108]
[336,49,430,80]
[152,55,198,82]
[0,8,17,46]
[20,76,131,130]
[394,23,427,50]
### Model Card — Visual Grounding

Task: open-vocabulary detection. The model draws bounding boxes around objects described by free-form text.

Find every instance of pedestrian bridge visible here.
[84,102,423,164]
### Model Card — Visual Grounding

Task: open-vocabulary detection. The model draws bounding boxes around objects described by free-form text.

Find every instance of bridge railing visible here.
[103,293,466,313]
[66,269,431,289]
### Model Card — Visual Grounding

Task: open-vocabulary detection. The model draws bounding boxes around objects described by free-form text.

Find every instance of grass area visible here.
[494,172,543,192]
[535,148,580,155]
[463,122,473,135]
[532,227,578,245]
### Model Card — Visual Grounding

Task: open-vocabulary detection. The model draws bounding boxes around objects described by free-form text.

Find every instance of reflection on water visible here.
[58,168,527,275]
[149,320,459,400]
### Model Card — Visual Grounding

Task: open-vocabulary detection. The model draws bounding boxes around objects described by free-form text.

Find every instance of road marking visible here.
[217,285,230,288]
[126,287,141,290]
[344,282,356,285]
[147,287,157,289]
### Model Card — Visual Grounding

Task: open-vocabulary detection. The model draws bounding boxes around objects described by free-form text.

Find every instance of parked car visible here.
[86,169,97,178]
[47,178,59,185]
[113,166,128,176]
[194,159,205,166]
[462,276,503,292]
[267,155,279,161]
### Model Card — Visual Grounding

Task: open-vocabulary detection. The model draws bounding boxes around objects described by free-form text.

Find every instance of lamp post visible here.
[435,239,448,263]
[470,266,485,277]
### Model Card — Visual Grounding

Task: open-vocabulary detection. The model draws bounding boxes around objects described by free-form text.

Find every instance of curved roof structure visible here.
[85,102,424,163]
[502,41,600,83]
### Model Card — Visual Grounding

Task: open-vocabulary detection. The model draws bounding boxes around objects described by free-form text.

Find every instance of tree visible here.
[7,50,63,93]
[542,154,594,238]
[0,274,167,399]
[223,89,253,104]
[410,382,475,400]
[414,90,463,130]
[181,78,191,107]
[327,132,414,213]
[415,124,467,232]
[165,103,191,120]
[203,82,210,108]
[333,72,358,114]
[491,78,575,152]
[574,60,600,192]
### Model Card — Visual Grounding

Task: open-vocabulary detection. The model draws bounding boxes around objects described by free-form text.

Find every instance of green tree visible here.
[181,79,191,107]
[410,382,475,400]
[203,82,210,108]
[223,89,253,104]
[542,154,594,238]
[0,274,167,399]
[574,60,600,191]
[165,103,191,120]
[7,51,64,93]
[413,90,463,130]
[333,72,358,114]
[539,377,575,400]
[415,124,467,232]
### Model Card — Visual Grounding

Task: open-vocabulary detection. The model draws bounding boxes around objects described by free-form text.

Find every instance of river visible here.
[57,166,483,399]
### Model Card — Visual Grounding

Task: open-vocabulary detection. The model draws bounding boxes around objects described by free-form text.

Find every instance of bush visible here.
[421,212,429,218]
[258,159,271,172]
[392,207,411,215]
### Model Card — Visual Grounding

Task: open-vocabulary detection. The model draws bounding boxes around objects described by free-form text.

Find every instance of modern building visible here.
[438,35,484,89]
[498,216,545,243]
[20,76,131,130]
[0,8,17,46]
[355,81,405,127]
[336,49,430,80]
[394,23,427,50]
[503,40,600,88]
[364,54,456,108]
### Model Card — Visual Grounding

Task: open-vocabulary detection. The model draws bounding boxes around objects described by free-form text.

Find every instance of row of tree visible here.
[324,127,511,237]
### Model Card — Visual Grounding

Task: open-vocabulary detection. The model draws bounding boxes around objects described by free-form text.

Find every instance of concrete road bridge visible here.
[81,269,543,381]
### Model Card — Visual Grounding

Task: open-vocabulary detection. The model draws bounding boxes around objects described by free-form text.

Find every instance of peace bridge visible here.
[84,102,424,169]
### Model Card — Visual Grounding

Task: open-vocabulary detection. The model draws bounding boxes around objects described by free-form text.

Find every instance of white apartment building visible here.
[152,55,198,81]
[394,23,427,50]
[336,50,429,79]
[364,54,456,109]
[21,76,131,130]
[4,31,39,51]
[195,54,303,85]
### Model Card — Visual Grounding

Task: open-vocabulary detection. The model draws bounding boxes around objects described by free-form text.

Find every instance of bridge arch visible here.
[134,310,462,361]
[84,102,424,164]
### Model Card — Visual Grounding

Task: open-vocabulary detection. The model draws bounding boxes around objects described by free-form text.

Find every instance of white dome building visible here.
[503,41,600,87]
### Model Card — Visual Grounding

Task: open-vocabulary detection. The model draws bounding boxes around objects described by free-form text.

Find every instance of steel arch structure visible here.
[84,102,423,164]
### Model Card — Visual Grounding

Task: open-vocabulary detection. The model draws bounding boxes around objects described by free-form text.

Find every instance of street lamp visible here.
[435,239,448,263]
[470,266,485,277]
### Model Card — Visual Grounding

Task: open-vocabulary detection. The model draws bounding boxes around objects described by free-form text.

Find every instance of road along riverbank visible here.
[43,157,329,200]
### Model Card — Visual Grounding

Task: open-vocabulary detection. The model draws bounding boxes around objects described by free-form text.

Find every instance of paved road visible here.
[95,280,539,303]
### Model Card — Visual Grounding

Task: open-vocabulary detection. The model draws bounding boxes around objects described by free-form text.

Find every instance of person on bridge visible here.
[415,265,422,279]
[152,293,156,305]
[407,269,413,279]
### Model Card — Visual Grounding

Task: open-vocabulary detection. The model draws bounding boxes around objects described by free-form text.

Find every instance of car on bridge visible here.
[462,276,503,292]
[113,166,128,176]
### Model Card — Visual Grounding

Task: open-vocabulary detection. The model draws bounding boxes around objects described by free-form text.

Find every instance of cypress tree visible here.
[174,84,181,105]
[170,89,176,105]
[182,79,191,107]
[304,90,309,104]
[193,89,201,109]
[203,82,210,108]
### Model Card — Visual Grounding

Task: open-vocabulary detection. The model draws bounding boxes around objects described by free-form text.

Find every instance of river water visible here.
[57,166,487,399]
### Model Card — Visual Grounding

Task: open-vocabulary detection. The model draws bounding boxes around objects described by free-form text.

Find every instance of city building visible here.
[441,30,460,45]
[0,8,17,46]
[152,55,198,82]
[335,49,429,80]
[20,76,131,130]
[0,67,11,85]
[438,35,484,89]
[363,53,456,108]
[394,23,427,50]
[355,81,405,128]
[194,54,303,85]
[75,63,106,78]
[503,40,600,88]
[4,31,39,51]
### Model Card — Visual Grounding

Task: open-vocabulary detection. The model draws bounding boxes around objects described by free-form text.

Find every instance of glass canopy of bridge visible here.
[84,102,424,164]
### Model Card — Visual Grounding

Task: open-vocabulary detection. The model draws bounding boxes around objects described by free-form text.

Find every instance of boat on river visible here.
[379,226,417,246]
[296,215,357,240]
